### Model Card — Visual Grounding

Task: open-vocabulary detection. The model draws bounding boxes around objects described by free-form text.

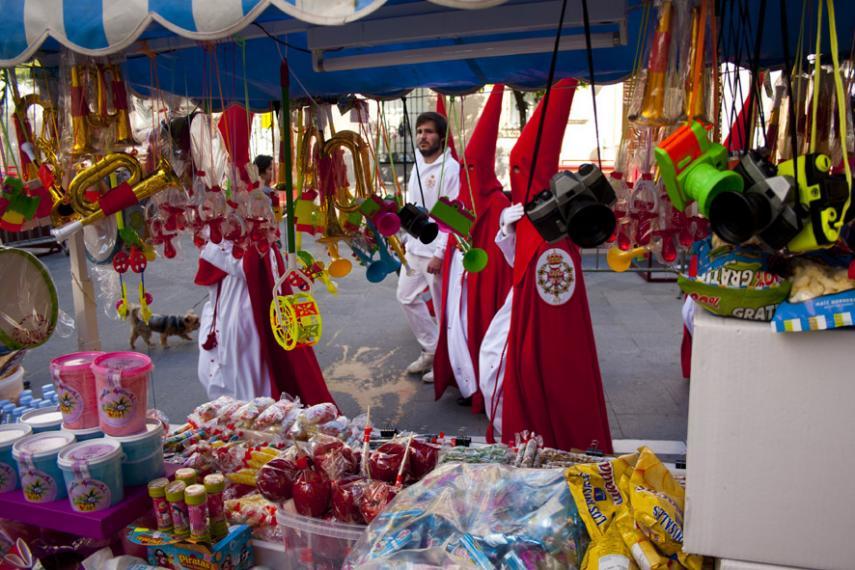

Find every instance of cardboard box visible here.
[685,310,855,569]
[717,559,810,570]
[129,524,254,570]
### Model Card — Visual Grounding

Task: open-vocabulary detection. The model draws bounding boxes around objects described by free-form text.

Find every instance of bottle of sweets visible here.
[185,484,211,542]
[147,477,173,532]
[166,481,189,538]
[204,473,229,541]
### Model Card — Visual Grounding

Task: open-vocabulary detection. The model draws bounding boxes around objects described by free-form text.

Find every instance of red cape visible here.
[501,237,613,453]
[242,247,336,406]
[434,191,511,411]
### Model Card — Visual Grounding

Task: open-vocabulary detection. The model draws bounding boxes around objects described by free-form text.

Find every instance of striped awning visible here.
[0,0,510,66]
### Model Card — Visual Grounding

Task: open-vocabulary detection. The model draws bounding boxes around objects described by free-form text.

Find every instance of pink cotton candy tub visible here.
[49,352,104,430]
[91,352,152,437]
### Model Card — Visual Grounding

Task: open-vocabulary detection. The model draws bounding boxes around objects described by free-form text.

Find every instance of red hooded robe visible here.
[434,85,512,413]
[501,78,613,453]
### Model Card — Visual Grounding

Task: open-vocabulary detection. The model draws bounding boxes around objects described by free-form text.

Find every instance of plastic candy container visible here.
[91,352,152,436]
[21,407,63,433]
[107,419,165,487]
[49,352,104,429]
[62,425,103,442]
[12,431,76,503]
[58,439,124,512]
[0,424,32,492]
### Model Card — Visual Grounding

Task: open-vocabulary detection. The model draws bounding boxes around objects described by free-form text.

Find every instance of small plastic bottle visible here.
[204,473,228,541]
[175,467,198,486]
[147,478,173,532]
[184,484,210,542]
[166,481,189,538]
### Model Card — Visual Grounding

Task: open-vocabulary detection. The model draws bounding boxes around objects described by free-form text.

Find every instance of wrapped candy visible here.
[345,463,588,568]
[232,397,276,426]
[253,396,301,431]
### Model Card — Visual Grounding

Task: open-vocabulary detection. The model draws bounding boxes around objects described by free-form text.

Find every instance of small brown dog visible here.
[128,306,200,349]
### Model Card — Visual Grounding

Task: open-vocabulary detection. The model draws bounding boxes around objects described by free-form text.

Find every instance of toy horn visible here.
[607,246,649,272]
[52,154,180,241]
[325,241,353,278]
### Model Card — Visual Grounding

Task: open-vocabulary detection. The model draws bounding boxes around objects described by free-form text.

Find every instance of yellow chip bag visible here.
[580,521,637,570]
[566,453,638,539]
[614,508,680,570]
[627,447,702,570]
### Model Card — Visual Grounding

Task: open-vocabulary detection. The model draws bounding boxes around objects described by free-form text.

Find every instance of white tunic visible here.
[197,241,271,401]
[445,250,477,398]
[478,228,516,440]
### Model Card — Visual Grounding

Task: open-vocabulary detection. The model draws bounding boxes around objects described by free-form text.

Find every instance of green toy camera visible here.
[777,154,851,252]
[654,121,744,216]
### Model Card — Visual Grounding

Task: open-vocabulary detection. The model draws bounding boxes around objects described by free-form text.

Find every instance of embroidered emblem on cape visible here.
[536,248,576,306]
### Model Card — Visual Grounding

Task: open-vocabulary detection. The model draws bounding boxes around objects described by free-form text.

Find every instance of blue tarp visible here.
[1,0,852,104]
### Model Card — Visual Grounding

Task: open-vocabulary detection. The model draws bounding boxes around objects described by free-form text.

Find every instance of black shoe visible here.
[456,396,472,406]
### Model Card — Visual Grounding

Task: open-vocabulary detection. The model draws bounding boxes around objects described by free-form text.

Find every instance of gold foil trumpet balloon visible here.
[52,155,180,241]
[70,65,95,156]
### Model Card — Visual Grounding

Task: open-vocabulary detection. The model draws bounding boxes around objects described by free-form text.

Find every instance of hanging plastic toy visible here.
[269,268,322,351]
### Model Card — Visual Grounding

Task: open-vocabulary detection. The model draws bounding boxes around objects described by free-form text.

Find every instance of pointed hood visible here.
[509,78,578,204]
[435,94,459,161]
[217,104,254,186]
[459,84,505,214]
[509,78,578,285]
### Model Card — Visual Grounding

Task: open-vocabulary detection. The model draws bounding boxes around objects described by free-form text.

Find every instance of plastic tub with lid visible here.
[0,423,32,492]
[62,424,103,442]
[0,367,23,403]
[58,438,124,512]
[107,419,164,487]
[276,501,366,568]
[50,352,103,430]
[91,352,151,436]
[21,407,63,433]
[12,431,75,503]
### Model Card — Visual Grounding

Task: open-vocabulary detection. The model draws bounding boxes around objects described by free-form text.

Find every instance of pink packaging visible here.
[49,352,104,430]
[91,352,152,437]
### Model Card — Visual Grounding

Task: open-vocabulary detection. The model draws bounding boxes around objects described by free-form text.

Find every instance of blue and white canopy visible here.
[0,0,852,103]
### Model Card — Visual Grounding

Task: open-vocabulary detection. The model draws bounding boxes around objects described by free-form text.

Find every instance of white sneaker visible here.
[406,351,434,374]
[422,370,434,384]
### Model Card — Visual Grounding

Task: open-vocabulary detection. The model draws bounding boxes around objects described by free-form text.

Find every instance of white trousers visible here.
[396,252,443,353]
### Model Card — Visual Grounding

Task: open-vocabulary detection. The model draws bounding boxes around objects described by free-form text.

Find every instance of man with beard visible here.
[397,112,460,383]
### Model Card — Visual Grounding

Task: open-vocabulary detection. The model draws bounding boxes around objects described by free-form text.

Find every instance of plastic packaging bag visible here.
[345,463,588,569]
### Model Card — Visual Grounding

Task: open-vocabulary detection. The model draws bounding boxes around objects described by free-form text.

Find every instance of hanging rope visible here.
[523,0,569,204]
[744,0,768,154]
[581,0,603,169]
[401,95,427,208]
[779,0,800,184]
[453,94,477,217]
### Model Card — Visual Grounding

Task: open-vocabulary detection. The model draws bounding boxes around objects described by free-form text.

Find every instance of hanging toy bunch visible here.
[652,0,854,331]
[606,0,713,272]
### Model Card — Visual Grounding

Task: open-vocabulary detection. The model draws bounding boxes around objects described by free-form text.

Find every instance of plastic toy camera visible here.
[776,154,851,252]
[708,151,802,250]
[525,164,617,248]
[655,121,743,216]
[398,203,439,244]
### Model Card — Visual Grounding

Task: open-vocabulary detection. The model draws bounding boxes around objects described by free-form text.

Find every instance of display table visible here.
[0,465,176,540]
[684,310,855,569]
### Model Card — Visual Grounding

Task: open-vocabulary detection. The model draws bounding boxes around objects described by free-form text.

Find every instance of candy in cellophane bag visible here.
[345,463,588,569]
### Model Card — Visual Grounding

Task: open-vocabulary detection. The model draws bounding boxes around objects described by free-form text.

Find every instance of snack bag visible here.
[772,289,855,332]
[614,507,679,570]
[678,238,790,321]
[580,522,637,570]
[565,453,638,539]
[627,447,702,570]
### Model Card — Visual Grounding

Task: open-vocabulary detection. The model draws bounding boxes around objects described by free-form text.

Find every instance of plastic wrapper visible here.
[289,403,340,439]
[191,395,236,424]
[224,493,279,536]
[293,468,332,517]
[253,396,301,430]
[232,397,276,426]
[0,248,59,351]
[773,288,855,333]
[317,415,350,437]
[678,238,791,321]
[332,476,368,523]
[368,441,408,484]
[312,436,359,481]
[256,453,306,502]
[346,463,588,569]
[787,258,855,303]
[439,443,514,465]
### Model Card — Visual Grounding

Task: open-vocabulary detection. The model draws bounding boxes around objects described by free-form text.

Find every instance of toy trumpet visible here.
[359,194,400,237]
[325,241,353,279]
[636,0,673,124]
[429,197,488,272]
[52,154,180,242]
[607,246,649,272]
[365,221,401,283]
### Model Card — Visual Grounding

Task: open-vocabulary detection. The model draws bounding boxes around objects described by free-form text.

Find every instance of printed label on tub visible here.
[57,384,84,423]
[99,386,138,427]
[0,463,17,492]
[21,469,58,502]
[69,479,111,512]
